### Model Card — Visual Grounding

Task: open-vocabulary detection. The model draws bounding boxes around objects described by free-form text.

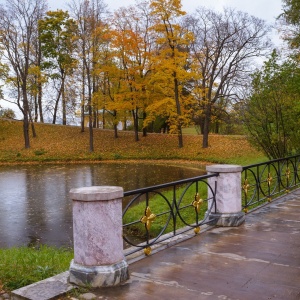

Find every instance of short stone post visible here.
[69,186,129,287]
[206,165,245,226]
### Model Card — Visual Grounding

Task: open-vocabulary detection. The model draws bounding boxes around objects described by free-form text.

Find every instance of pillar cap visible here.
[206,164,242,173]
[70,186,123,201]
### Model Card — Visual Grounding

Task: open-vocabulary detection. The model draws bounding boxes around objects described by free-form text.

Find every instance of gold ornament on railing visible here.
[267,173,273,186]
[285,168,291,180]
[144,246,152,256]
[192,193,203,213]
[242,179,250,195]
[194,226,200,234]
[140,206,156,231]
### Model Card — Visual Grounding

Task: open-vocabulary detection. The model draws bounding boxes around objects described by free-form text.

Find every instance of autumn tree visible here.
[92,36,121,138]
[26,6,45,124]
[281,0,300,49]
[148,0,194,148]
[106,2,154,141]
[39,10,78,125]
[243,50,300,159]
[185,7,270,148]
[0,108,16,119]
[0,0,47,148]
[69,0,108,152]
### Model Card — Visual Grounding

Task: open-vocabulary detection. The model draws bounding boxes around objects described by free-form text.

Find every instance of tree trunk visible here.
[123,117,127,130]
[114,124,118,139]
[96,110,99,128]
[37,36,44,123]
[198,116,205,134]
[34,94,38,122]
[113,110,118,138]
[62,76,66,125]
[202,106,211,148]
[174,76,183,148]
[53,86,62,124]
[93,109,97,128]
[102,108,105,129]
[22,93,30,149]
[142,111,147,137]
[177,125,183,148]
[38,83,44,122]
[23,115,30,149]
[88,103,94,152]
[81,61,85,133]
[81,103,85,132]
[132,109,139,142]
[29,111,37,138]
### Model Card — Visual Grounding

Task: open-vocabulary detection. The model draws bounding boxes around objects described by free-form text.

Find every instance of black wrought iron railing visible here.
[122,155,300,256]
[122,173,218,256]
[242,154,300,212]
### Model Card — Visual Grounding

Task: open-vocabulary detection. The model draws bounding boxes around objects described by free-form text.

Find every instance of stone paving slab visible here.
[10,191,300,300]
[11,272,74,300]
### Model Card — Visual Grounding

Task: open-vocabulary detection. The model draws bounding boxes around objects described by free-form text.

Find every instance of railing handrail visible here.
[242,154,300,170]
[122,172,219,256]
[241,154,300,212]
[124,173,218,196]
[123,154,300,256]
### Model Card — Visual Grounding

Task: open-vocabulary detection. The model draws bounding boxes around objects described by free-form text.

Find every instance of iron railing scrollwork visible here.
[122,154,300,256]
[123,174,218,256]
[242,154,300,212]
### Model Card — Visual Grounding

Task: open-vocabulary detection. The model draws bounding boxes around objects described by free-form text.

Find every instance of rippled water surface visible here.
[0,163,204,248]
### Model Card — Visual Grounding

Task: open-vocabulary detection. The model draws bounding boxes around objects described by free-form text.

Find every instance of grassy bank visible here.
[0,245,73,292]
[0,119,265,165]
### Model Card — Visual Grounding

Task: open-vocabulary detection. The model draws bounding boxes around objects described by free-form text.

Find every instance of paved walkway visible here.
[11,190,300,300]
[81,191,300,300]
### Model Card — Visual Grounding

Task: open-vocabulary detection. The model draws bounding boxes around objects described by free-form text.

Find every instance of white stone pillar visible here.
[69,186,129,287]
[206,165,245,226]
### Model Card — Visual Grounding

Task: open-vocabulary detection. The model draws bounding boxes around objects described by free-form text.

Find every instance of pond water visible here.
[0,163,204,248]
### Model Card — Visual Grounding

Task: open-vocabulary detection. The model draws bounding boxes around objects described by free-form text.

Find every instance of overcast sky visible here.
[48,0,283,24]
[47,0,284,47]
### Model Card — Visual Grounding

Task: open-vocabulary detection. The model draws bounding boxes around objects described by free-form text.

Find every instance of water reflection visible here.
[0,163,204,248]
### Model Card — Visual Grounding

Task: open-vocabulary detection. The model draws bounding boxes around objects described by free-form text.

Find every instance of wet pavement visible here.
[83,190,300,300]
[11,190,300,300]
